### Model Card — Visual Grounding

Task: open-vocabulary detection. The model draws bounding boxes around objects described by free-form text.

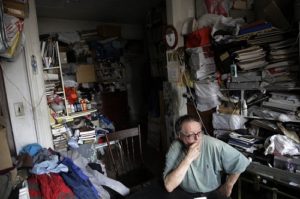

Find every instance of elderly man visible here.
[163,115,250,199]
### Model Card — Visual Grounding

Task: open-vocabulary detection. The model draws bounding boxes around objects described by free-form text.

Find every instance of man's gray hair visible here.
[175,115,200,135]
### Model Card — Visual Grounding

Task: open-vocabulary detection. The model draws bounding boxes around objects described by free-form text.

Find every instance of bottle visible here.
[73,102,78,113]
[91,94,97,109]
[70,104,75,113]
[230,63,237,78]
[241,100,248,117]
[86,100,92,110]
[81,98,87,111]
[66,101,71,114]
[76,102,82,112]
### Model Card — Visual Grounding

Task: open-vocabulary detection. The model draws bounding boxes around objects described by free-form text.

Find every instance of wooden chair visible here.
[105,125,153,188]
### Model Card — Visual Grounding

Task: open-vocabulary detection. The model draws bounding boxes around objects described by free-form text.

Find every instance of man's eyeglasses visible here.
[180,131,202,139]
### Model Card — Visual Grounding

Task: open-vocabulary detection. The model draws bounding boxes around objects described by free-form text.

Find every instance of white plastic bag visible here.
[194,81,221,111]
[264,135,300,156]
[212,112,248,130]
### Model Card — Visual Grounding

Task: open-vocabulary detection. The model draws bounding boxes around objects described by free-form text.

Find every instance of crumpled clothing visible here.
[265,135,300,156]
[60,157,99,199]
[20,143,42,157]
[31,155,68,175]
[29,174,75,199]
[63,150,130,198]
[196,14,244,37]
[87,166,130,197]
[32,148,52,164]
[28,175,42,199]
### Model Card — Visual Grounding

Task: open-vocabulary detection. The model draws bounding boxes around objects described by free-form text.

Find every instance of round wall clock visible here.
[164,25,178,50]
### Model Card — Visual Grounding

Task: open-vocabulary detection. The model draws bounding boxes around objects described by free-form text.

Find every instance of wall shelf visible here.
[43,66,60,70]
[68,108,97,119]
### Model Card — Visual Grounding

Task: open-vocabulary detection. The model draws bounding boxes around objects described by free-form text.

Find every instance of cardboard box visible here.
[3,0,29,19]
[0,128,13,171]
[76,64,96,83]
[97,25,121,38]
[233,0,248,10]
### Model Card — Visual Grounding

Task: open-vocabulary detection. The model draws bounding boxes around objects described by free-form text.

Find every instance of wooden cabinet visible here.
[101,91,130,130]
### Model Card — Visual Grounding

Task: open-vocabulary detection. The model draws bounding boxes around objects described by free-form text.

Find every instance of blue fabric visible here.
[31,155,68,175]
[19,143,42,156]
[60,157,98,199]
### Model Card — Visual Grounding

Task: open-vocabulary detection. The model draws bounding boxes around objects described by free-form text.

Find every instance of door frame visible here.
[0,66,16,155]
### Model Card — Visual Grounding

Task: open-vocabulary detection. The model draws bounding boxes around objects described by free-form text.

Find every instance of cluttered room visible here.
[1,0,300,199]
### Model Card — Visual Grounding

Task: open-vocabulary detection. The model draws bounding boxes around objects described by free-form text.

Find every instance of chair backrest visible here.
[105,125,143,177]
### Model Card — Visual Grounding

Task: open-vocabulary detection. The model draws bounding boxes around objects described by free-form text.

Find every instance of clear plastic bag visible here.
[194,81,221,111]
[213,112,248,130]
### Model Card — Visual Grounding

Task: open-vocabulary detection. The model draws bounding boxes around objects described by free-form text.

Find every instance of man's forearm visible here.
[164,157,192,192]
[220,173,241,197]
[226,173,240,187]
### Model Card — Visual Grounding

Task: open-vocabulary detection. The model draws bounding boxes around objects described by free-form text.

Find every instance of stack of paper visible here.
[186,46,216,80]
[234,46,268,70]
[262,61,298,85]
[246,28,284,46]
[52,125,68,152]
[45,83,56,96]
[239,21,272,35]
[262,92,300,112]
[262,37,299,88]
[268,38,299,63]
[78,127,96,144]
[228,132,261,153]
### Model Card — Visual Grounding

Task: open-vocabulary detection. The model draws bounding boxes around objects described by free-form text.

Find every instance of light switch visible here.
[14,102,25,117]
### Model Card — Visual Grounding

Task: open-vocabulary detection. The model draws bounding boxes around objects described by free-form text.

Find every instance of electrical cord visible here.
[182,70,209,135]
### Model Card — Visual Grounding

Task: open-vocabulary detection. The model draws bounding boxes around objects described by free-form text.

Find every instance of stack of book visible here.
[262,38,299,87]
[51,125,68,152]
[45,83,55,96]
[263,61,298,86]
[238,21,273,36]
[262,92,300,113]
[78,127,96,144]
[234,46,268,71]
[268,38,299,62]
[228,132,260,153]
[226,25,299,90]
[246,27,284,46]
[187,46,216,80]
